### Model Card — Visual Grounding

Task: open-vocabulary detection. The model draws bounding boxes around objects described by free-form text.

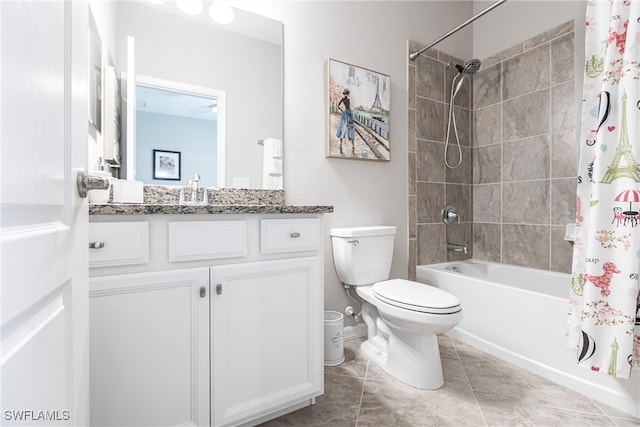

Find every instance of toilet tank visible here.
[330,226,396,285]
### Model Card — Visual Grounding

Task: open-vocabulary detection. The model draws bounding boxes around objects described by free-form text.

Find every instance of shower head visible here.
[450,59,482,75]
[460,58,482,75]
[449,59,481,97]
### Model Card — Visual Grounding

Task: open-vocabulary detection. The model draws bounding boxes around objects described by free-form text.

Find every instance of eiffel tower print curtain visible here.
[568,0,640,379]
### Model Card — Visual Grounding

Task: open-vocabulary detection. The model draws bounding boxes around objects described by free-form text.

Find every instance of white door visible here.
[1,1,89,425]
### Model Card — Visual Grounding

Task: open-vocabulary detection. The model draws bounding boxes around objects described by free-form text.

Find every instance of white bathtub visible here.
[417,259,640,418]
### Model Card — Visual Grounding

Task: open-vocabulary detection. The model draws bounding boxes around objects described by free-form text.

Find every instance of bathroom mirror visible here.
[93,1,283,189]
[134,76,226,187]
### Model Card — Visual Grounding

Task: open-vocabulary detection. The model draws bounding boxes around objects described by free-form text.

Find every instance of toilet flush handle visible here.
[347,240,359,246]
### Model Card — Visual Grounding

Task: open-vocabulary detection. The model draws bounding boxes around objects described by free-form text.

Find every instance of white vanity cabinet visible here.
[90,268,210,427]
[210,256,322,426]
[89,213,326,427]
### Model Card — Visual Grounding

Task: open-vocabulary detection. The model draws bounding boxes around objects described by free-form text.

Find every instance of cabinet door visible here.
[90,268,210,426]
[211,256,323,427]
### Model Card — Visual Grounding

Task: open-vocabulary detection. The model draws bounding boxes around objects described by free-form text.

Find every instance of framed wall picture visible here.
[326,59,390,161]
[153,149,181,180]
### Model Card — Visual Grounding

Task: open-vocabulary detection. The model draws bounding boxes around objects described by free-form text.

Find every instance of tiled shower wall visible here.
[408,43,474,281]
[472,21,577,273]
[408,21,578,278]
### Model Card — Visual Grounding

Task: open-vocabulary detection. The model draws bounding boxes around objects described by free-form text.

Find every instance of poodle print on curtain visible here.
[568,0,640,379]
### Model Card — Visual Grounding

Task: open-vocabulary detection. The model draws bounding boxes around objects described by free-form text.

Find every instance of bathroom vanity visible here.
[88,196,332,427]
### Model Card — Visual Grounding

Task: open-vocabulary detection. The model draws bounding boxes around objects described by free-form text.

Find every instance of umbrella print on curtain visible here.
[568,0,640,379]
[614,189,640,213]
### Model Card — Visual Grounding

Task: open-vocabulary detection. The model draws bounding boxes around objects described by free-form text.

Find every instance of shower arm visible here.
[409,0,508,61]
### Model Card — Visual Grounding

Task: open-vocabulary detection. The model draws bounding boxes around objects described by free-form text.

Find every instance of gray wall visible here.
[471,21,578,272]
[472,1,586,64]
[407,45,474,281]
[409,21,579,276]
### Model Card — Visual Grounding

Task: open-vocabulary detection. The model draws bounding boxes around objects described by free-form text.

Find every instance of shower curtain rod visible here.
[409,0,508,61]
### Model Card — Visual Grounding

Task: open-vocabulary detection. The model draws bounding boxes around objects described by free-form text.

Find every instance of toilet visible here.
[330,226,462,389]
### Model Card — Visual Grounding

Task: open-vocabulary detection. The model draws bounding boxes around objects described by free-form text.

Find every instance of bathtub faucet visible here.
[447,242,468,255]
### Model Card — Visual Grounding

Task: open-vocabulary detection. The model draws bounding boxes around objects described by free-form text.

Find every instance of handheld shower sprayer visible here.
[447,59,481,97]
[445,59,481,168]
[453,74,468,97]
[448,59,482,75]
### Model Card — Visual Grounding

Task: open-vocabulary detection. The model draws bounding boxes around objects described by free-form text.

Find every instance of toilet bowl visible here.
[356,280,462,389]
[330,226,462,389]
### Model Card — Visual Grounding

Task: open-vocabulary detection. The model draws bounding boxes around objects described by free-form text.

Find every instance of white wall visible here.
[236,1,475,325]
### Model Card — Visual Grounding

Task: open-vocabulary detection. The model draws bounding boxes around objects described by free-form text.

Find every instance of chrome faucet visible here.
[179,173,208,205]
[447,242,468,254]
[190,173,201,203]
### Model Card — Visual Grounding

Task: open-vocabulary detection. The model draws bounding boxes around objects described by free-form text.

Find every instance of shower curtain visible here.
[568,0,640,379]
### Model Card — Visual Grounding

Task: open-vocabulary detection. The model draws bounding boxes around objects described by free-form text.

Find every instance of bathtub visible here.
[417,259,640,418]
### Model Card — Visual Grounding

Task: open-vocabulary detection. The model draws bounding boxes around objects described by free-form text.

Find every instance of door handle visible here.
[76,169,109,198]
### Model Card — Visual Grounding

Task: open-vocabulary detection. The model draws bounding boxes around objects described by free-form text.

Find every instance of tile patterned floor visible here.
[262,336,640,427]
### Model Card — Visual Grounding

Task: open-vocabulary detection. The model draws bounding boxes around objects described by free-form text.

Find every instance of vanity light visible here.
[208,1,235,24]
[176,0,203,15]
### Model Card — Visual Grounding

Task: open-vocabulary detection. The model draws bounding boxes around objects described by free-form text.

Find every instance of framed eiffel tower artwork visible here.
[326,59,391,161]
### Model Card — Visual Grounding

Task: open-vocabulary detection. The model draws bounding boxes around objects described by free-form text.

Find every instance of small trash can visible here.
[324,311,345,366]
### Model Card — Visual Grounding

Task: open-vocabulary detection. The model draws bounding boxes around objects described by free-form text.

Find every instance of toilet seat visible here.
[373,279,461,314]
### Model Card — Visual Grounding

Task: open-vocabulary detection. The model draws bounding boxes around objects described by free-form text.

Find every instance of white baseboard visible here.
[343,323,366,341]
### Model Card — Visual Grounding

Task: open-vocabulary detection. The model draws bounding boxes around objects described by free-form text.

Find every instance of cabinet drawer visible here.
[89,222,149,268]
[260,218,321,254]
[169,221,247,262]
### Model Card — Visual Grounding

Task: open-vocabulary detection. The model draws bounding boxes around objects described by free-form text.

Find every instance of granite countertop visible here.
[89,186,333,215]
[89,203,334,215]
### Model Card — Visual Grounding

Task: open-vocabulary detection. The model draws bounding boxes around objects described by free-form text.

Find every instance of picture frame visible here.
[153,149,181,181]
[326,59,391,161]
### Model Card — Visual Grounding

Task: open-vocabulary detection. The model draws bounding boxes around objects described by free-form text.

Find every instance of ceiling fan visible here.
[190,100,218,115]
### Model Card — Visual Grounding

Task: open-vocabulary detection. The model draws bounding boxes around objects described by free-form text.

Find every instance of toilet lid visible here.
[373,279,461,314]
